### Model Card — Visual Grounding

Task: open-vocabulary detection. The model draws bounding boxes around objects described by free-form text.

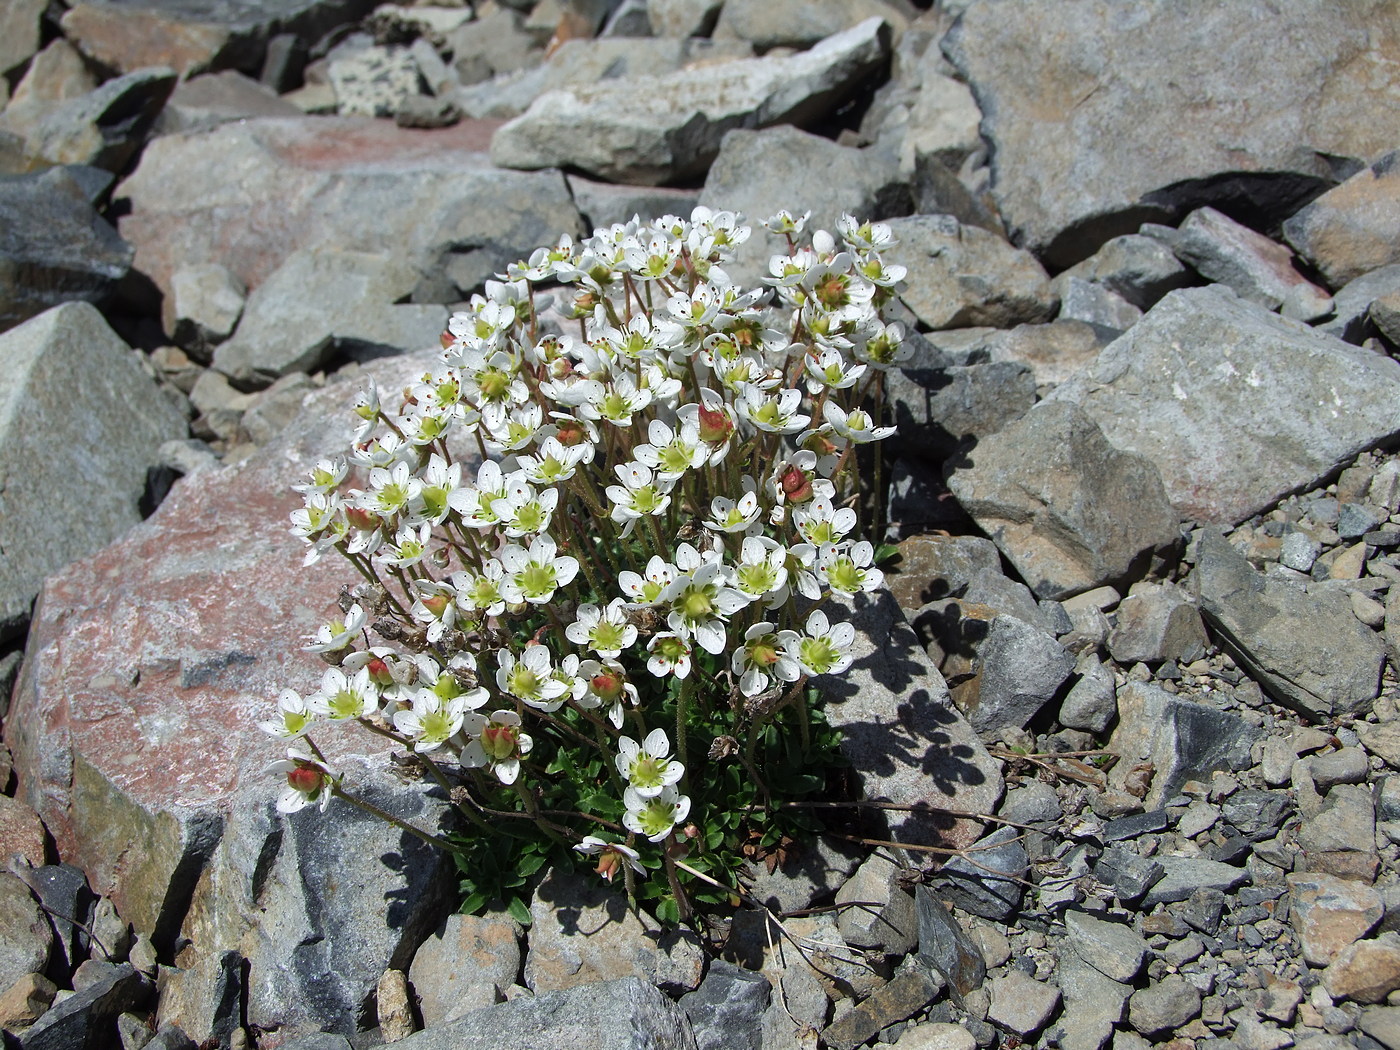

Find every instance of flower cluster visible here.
[265,207,905,915]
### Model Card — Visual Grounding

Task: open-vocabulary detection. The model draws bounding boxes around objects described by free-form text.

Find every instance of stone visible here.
[1064,911,1149,983]
[163,264,246,360]
[0,794,48,869]
[155,951,241,1048]
[328,44,422,118]
[59,0,375,77]
[383,977,698,1050]
[698,125,910,286]
[646,0,722,38]
[0,875,52,997]
[943,0,1400,268]
[1360,1006,1400,1050]
[524,869,705,995]
[821,589,1004,852]
[0,0,46,78]
[835,851,918,955]
[1128,976,1202,1039]
[153,70,304,137]
[712,0,907,51]
[894,1023,977,1050]
[885,534,1002,617]
[0,67,176,174]
[19,963,153,1050]
[1048,286,1400,525]
[0,167,134,335]
[721,911,832,1043]
[1107,583,1208,666]
[1288,873,1383,966]
[885,214,1056,331]
[1192,531,1385,718]
[1298,784,1378,880]
[986,971,1060,1037]
[1324,934,1400,1004]
[0,972,57,1031]
[742,835,863,915]
[441,8,540,87]
[823,966,943,1050]
[0,302,187,639]
[1094,847,1165,906]
[116,116,581,309]
[377,969,415,1042]
[567,176,700,231]
[1051,234,1192,311]
[1306,748,1370,791]
[211,248,445,389]
[1059,655,1118,735]
[982,320,1107,390]
[679,961,769,1050]
[1360,723,1400,770]
[491,18,890,184]
[1057,276,1143,335]
[1220,790,1291,842]
[1140,856,1250,908]
[928,827,1026,922]
[408,912,521,1025]
[1054,942,1130,1050]
[885,360,1037,463]
[914,886,986,1001]
[946,402,1179,600]
[1319,265,1400,344]
[1284,151,1400,290]
[1172,207,1332,318]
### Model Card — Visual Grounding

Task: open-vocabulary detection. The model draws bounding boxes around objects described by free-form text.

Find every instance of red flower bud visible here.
[696,403,734,444]
[780,465,813,503]
[555,420,588,447]
[346,506,380,532]
[287,766,323,794]
[366,657,393,685]
[590,671,624,701]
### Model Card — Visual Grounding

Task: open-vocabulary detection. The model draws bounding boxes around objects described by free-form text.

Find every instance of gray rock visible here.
[1297,784,1378,881]
[823,965,943,1050]
[1192,531,1385,717]
[1107,681,1265,808]
[646,0,721,38]
[946,401,1180,601]
[0,0,46,78]
[1141,856,1250,908]
[152,70,304,135]
[1045,286,1400,525]
[1106,582,1208,666]
[962,570,1052,630]
[1057,277,1143,335]
[1059,655,1118,735]
[821,589,1004,852]
[0,874,53,995]
[163,263,246,360]
[713,0,908,51]
[886,214,1056,330]
[389,977,698,1050]
[928,827,1027,921]
[914,885,986,1000]
[1093,847,1165,906]
[698,125,911,286]
[944,0,1400,268]
[722,911,831,1045]
[1284,150,1400,290]
[679,961,769,1050]
[1052,943,1129,1050]
[19,963,153,1050]
[885,533,1002,616]
[986,971,1061,1037]
[116,115,582,310]
[328,43,422,118]
[408,912,521,1026]
[835,851,918,955]
[567,176,701,231]
[524,869,705,995]
[1220,789,1291,841]
[1319,264,1400,344]
[1322,933,1400,1005]
[155,951,241,1048]
[1064,911,1148,983]
[1307,747,1370,791]
[0,167,134,334]
[1173,207,1332,318]
[1288,872,1383,967]
[1050,234,1192,311]
[442,7,541,86]
[885,359,1037,463]
[743,835,863,915]
[491,18,891,184]
[1128,976,1202,1038]
[212,249,446,389]
[0,302,187,639]
[978,320,1108,391]
[1000,781,1061,826]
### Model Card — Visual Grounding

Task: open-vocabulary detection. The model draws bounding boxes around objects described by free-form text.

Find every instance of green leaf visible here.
[507,895,533,926]
[655,897,680,924]
[874,543,901,566]
[517,852,547,877]
[460,891,488,915]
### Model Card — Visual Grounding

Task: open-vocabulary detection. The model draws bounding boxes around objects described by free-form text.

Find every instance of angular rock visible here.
[944,0,1400,267]
[19,963,153,1050]
[409,912,521,1026]
[116,116,581,308]
[524,869,705,995]
[712,0,907,50]
[1220,789,1291,842]
[1323,934,1400,1004]
[491,18,891,184]
[1320,263,1400,344]
[1298,784,1378,881]
[211,248,445,388]
[1360,722,1400,770]
[163,263,245,359]
[0,875,52,996]
[824,965,943,1050]
[946,401,1180,600]
[1106,582,1208,666]
[1287,873,1383,966]
[679,961,769,1050]
[0,972,56,1031]
[928,826,1026,921]
[0,302,187,639]
[885,214,1056,330]
[1107,681,1265,809]
[1172,207,1332,318]
[1045,286,1400,525]
[885,359,1037,463]
[153,70,304,136]
[0,167,133,333]
[914,885,986,1000]
[1064,911,1148,983]
[1056,277,1143,335]
[0,0,46,79]
[1360,1006,1400,1050]
[835,851,918,955]
[743,835,863,916]
[821,589,1004,851]
[1192,531,1385,718]
[385,977,698,1050]
[986,971,1061,1037]
[1051,234,1192,311]
[885,534,1002,618]
[646,0,721,38]
[567,175,700,231]
[0,794,48,869]
[327,44,422,118]
[1141,856,1250,908]
[1284,150,1400,290]
[156,950,242,1048]
[1052,944,1129,1050]
[1059,655,1118,735]
[19,863,93,976]
[1128,976,1201,1039]
[60,0,376,77]
[4,350,464,1038]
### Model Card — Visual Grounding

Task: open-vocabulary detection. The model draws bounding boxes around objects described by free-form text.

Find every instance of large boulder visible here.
[490,18,891,185]
[1045,286,1400,525]
[115,116,582,308]
[6,349,460,1038]
[0,302,186,639]
[944,0,1400,267]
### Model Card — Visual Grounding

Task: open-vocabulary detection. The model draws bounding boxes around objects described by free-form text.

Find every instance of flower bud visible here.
[594,849,624,882]
[555,420,588,447]
[346,506,380,532]
[590,670,625,702]
[779,465,814,503]
[366,657,394,686]
[696,403,734,444]
[481,723,518,761]
[421,594,450,618]
[287,766,323,794]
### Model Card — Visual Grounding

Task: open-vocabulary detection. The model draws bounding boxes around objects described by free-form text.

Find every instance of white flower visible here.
[761,209,810,236]
[631,419,707,480]
[259,688,315,740]
[662,556,749,655]
[732,622,801,697]
[303,603,367,653]
[623,784,691,842]
[795,609,857,676]
[615,728,685,798]
[459,709,532,785]
[411,579,460,642]
[491,480,558,539]
[293,456,348,496]
[646,632,692,679]
[452,559,508,618]
[499,534,578,605]
[565,599,638,659]
[736,386,809,435]
[703,484,762,534]
[576,659,638,728]
[374,522,433,569]
[496,644,572,711]
[392,690,474,753]
[605,462,674,531]
[516,436,589,485]
[822,400,895,444]
[730,536,790,607]
[266,749,333,814]
[618,555,676,605]
[817,540,884,596]
[792,497,858,548]
[804,346,866,393]
[574,836,645,882]
[307,666,379,721]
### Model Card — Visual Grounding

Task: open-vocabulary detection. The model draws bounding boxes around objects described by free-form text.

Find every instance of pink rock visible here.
[1287,872,1383,966]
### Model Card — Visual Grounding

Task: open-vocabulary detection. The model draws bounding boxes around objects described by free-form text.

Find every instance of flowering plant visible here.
[265,206,908,923]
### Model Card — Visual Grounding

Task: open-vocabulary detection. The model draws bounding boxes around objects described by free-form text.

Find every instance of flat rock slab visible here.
[1046,286,1400,525]
[490,18,890,185]
[0,302,186,639]
[5,348,461,1038]
[1192,531,1385,718]
[61,0,377,77]
[115,116,580,307]
[945,0,1400,267]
